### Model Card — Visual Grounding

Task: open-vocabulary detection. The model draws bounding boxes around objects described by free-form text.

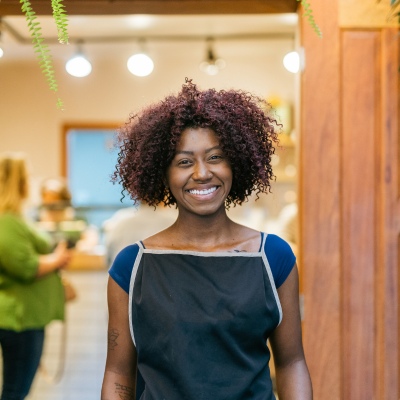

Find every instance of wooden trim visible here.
[376,27,400,400]
[299,1,341,398]
[61,123,120,178]
[0,0,299,16]
[341,30,380,399]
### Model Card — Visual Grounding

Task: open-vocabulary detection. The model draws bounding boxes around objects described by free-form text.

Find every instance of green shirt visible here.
[0,213,65,331]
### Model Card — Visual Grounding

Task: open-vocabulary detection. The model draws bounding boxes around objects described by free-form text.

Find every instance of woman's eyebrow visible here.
[175,146,222,156]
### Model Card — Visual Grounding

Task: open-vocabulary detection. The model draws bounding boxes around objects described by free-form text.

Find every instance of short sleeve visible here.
[264,234,296,289]
[108,243,141,293]
[0,214,52,282]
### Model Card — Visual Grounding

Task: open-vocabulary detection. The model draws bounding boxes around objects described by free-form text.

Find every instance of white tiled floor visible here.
[26,270,109,400]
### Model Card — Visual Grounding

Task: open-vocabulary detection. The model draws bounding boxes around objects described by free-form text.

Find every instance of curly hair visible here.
[113,79,281,208]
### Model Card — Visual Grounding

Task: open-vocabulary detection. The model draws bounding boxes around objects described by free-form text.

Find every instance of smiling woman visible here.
[101,79,313,400]
[166,127,233,217]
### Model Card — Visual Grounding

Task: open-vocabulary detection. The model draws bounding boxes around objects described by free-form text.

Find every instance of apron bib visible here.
[129,236,281,400]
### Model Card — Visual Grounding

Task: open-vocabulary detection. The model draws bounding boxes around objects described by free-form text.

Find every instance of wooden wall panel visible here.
[301,1,399,397]
[299,2,341,399]
[375,28,399,400]
[341,31,380,399]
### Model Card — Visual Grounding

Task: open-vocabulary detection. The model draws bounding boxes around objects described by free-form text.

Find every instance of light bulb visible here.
[283,51,300,74]
[66,55,92,77]
[127,53,154,77]
[199,58,226,76]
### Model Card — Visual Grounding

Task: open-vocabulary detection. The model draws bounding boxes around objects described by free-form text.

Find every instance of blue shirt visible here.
[110,233,295,293]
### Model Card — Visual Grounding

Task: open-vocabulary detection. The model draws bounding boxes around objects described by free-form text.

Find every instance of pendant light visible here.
[66,41,92,78]
[199,38,226,76]
[127,39,154,77]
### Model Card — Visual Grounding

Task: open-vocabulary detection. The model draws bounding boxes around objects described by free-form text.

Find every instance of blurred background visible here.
[1,1,399,399]
[0,7,300,400]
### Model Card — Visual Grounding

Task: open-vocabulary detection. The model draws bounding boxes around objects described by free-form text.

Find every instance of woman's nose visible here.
[192,161,212,181]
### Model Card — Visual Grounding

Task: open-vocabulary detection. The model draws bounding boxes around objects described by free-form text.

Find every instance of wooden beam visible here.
[0,0,299,16]
[299,0,342,399]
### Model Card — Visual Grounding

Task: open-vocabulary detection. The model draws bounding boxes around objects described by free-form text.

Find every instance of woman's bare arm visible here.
[269,264,313,400]
[101,277,137,400]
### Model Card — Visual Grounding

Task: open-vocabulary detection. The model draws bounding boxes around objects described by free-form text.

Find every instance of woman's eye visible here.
[209,155,223,161]
[177,159,191,166]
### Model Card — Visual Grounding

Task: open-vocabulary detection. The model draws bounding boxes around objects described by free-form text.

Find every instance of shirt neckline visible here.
[140,232,265,253]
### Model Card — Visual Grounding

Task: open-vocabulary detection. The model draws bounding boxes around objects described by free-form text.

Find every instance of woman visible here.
[0,153,71,400]
[101,80,312,400]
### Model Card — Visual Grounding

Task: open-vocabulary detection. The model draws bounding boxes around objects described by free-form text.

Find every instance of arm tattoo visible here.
[108,328,119,350]
[114,382,135,400]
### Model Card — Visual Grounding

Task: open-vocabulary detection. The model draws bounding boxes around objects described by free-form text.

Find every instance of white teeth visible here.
[188,187,217,195]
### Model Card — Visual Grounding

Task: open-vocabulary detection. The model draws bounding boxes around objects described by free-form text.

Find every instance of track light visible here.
[66,41,92,77]
[127,53,154,77]
[199,38,226,76]
[282,50,305,74]
[283,51,299,73]
[127,39,154,77]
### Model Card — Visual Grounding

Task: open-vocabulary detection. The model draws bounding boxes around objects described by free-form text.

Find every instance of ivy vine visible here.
[386,0,400,22]
[297,0,322,38]
[19,0,68,110]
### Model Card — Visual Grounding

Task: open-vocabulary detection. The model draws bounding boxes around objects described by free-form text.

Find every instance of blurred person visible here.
[36,177,96,252]
[102,204,177,265]
[38,177,75,223]
[0,153,71,400]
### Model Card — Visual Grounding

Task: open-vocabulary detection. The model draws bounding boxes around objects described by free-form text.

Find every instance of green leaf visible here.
[297,0,322,38]
[20,0,65,109]
[52,0,69,44]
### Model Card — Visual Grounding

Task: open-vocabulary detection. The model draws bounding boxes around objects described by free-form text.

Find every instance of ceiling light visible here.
[283,51,300,73]
[199,38,226,76]
[66,42,92,77]
[127,53,154,77]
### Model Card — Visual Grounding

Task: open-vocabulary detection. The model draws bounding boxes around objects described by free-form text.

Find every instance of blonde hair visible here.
[0,153,29,214]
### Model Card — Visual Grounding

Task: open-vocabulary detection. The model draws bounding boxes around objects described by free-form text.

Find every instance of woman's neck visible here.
[145,208,260,252]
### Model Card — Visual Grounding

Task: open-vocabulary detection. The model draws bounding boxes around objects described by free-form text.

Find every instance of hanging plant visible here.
[19,0,68,110]
[382,0,400,22]
[297,0,322,38]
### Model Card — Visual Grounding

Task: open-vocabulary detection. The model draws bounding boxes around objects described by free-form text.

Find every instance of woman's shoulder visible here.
[114,242,142,262]
[0,212,22,223]
[262,232,296,289]
[263,233,294,254]
[0,213,27,235]
[141,227,174,250]
[109,242,142,293]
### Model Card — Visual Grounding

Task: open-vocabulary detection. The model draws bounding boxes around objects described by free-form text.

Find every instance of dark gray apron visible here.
[129,235,282,400]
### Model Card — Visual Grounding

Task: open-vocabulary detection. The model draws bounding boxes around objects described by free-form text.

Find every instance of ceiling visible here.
[0,1,298,60]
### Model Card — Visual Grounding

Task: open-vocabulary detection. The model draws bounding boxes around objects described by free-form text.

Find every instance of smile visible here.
[187,187,218,195]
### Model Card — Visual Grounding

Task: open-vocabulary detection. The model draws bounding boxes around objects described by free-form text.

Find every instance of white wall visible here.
[0,38,295,205]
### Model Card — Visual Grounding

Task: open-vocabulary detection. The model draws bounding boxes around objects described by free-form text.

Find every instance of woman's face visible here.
[166,127,232,217]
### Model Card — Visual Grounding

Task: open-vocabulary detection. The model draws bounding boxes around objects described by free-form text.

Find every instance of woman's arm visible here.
[101,276,137,400]
[36,240,71,277]
[269,263,313,400]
